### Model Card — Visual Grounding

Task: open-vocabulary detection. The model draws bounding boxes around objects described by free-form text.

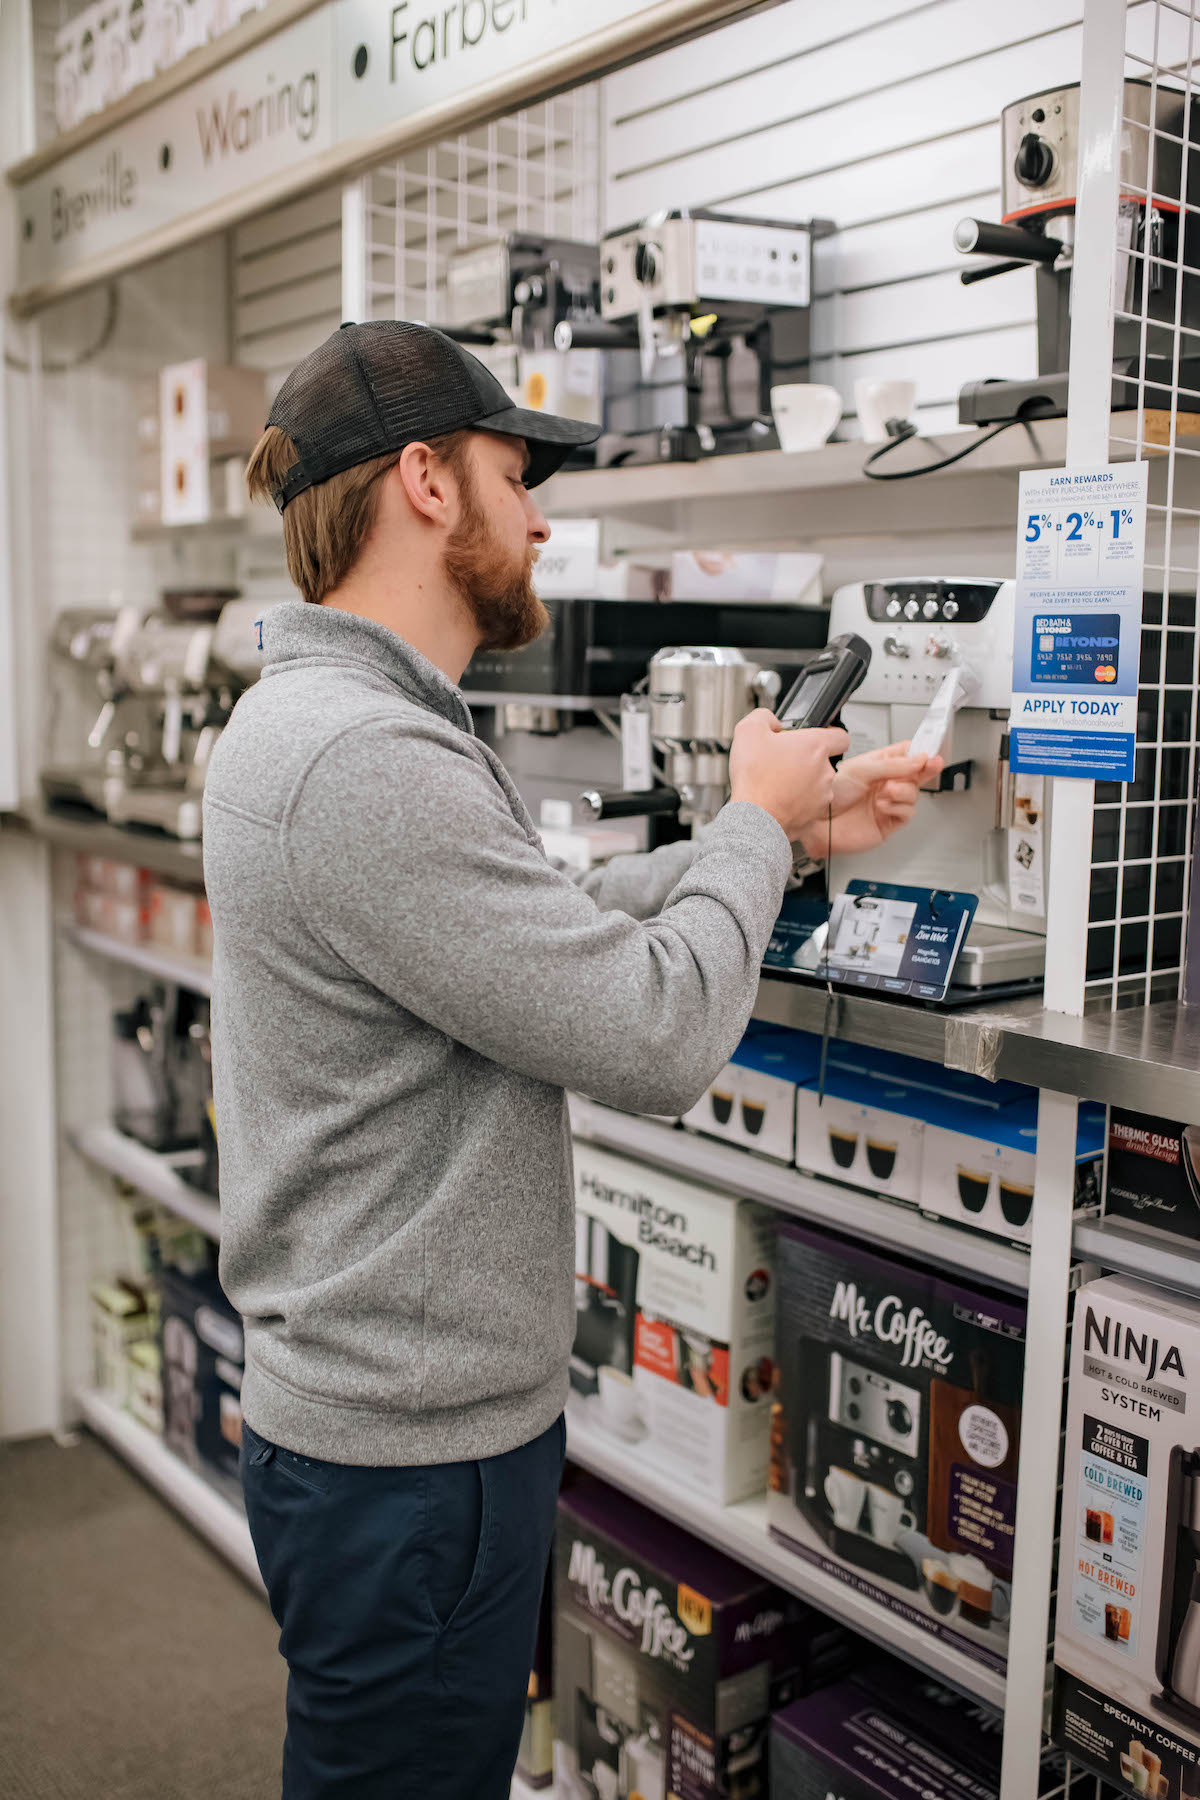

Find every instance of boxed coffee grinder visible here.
[570,1144,777,1503]
[554,1473,852,1800]
[768,1221,1026,1675]
[1053,1274,1200,1796]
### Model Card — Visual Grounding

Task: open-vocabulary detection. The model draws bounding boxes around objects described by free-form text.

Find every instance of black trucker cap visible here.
[266,318,602,511]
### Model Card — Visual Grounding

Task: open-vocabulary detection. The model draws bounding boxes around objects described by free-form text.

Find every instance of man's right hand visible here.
[728,708,849,841]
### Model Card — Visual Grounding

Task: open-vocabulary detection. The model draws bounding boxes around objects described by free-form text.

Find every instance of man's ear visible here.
[393,441,456,526]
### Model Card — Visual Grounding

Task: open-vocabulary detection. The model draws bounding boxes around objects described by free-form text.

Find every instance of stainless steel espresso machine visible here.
[956,81,1200,423]
[557,209,820,465]
[42,603,143,814]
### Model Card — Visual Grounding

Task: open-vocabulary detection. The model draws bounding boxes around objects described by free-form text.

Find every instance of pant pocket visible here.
[424,1459,490,1634]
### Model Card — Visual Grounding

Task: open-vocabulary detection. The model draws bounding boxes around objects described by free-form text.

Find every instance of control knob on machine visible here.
[887,1399,913,1437]
[903,599,920,620]
[922,599,940,619]
[634,239,661,287]
[943,599,959,619]
[885,598,902,619]
[1014,131,1055,189]
[882,634,911,659]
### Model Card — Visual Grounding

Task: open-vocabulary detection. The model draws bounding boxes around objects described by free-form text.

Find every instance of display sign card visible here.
[1010,463,1148,782]
[764,882,978,1001]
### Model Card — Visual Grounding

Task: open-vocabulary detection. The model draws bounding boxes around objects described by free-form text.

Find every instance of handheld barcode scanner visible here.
[775,633,872,732]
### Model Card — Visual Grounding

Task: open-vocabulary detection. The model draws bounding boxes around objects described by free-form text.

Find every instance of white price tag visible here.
[533,518,600,598]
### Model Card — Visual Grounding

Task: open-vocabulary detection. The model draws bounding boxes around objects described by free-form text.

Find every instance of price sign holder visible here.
[1010,463,1148,782]
[765,882,978,1002]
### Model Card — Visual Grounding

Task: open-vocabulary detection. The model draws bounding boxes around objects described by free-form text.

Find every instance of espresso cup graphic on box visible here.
[741,1098,766,1137]
[710,1089,733,1127]
[922,1556,958,1616]
[865,1139,897,1182]
[823,1466,866,1532]
[865,1483,915,1547]
[956,1167,992,1214]
[999,1180,1034,1228]
[829,1129,858,1170]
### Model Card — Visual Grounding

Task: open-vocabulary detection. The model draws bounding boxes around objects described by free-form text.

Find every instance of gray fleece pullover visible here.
[204,600,792,1466]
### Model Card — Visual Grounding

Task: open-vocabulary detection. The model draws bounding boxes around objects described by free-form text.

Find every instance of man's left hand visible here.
[796,740,942,860]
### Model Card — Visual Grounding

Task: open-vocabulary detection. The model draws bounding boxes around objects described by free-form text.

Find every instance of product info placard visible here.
[1010,463,1148,782]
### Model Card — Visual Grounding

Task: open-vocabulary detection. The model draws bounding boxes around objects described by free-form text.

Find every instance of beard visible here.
[443,470,549,653]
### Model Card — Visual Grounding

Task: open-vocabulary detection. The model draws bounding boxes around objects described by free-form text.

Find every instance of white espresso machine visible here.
[827,577,1047,991]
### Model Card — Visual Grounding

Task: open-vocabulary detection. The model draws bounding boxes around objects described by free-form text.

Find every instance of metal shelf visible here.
[70,1122,220,1240]
[1072,1216,1200,1298]
[62,923,212,995]
[77,1388,261,1591]
[16,805,206,885]
[567,1096,1031,1294]
[564,1412,1007,1710]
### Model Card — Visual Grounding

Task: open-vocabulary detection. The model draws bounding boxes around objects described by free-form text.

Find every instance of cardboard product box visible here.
[123,0,155,87]
[94,0,128,109]
[772,1657,1084,1800]
[555,1474,852,1800]
[793,1042,943,1206]
[1103,1107,1200,1243]
[91,1280,152,1397]
[668,552,824,606]
[683,1026,822,1164]
[159,1267,244,1481]
[768,1221,1026,1677]
[570,1144,777,1504]
[159,362,267,525]
[1052,1275,1200,1794]
[922,1096,1105,1246]
[126,1338,163,1434]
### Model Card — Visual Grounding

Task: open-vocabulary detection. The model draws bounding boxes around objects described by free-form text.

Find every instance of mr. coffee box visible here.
[570,1144,776,1503]
[555,1474,851,1800]
[1053,1276,1200,1793]
[768,1222,1026,1675]
[1104,1108,1200,1242]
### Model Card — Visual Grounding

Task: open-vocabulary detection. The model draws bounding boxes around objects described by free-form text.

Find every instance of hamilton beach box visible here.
[768,1221,1026,1676]
[570,1144,777,1504]
[554,1474,851,1800]
[1052,1275,1200,1796]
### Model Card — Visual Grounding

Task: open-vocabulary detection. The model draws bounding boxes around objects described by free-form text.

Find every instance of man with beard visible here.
[204,321,935,1800]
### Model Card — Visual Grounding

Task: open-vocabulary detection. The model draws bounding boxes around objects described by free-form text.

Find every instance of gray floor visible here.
[0,1432,286,1799]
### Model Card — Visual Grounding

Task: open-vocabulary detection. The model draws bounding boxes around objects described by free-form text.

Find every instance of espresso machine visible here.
[571,1214,640,1399]
[821,577,1049,991]
[1155,1447,1200,1722]
[956,81,1200,423]
[41,603,143,814]
[557,209,818,465]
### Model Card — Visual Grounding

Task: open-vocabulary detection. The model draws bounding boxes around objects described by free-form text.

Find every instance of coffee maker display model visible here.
[41,603,144,815]
[571,1213,640,1400]
[827,577,1049,990]
[563,209,819,465]
[1156,1448,1200,1724]
[956,82,1200,424]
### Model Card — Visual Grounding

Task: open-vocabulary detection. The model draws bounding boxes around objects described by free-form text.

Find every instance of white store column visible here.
[341,178,369,326]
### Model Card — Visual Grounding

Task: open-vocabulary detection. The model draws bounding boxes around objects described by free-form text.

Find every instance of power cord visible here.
[862,414,1026,481]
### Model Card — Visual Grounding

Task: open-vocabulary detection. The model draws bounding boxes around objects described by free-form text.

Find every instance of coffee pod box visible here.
[1053,1275,1200,1792]
[922,1096,1104,1245]
[555,1474,851,1800]
[769,1220,1026,1675]
[772,1658,1084,1800]
[1103,1107,1200,1242]
[793,1042,942,1204]
[682,1025,821,1163]
[570,1143,777,1503]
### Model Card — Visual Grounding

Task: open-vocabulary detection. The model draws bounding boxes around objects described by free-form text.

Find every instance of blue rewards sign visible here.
[1010,464,1147,782]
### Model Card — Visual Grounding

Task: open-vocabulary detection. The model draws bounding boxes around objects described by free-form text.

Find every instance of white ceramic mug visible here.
[770,383,842,452]
[824,1466,866,1532]
[865,1483,916,1546]
[598,1364,641,1430]
[854,377,917,443]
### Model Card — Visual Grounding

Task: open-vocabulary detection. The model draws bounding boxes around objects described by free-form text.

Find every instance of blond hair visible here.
[245,426,473,605]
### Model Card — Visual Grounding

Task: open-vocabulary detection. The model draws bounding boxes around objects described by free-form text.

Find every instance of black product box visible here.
[554,1473,852,1800]
[772,1658,1086,1800]
[768,1221,1026,1677]
[1104,1107,1200,1242]
[159,1267,244,1483]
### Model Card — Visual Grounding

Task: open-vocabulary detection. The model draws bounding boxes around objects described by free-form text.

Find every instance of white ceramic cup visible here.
[770,383,842,452]
[598,1364,640,1430]
[865,1483,916,1546]
[593,1762,620,1800]
[854,378,917,443]
[824,1466,866,1532]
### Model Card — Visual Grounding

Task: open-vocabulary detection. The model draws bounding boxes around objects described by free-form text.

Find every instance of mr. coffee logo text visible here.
[566,1539,693,1668]
[197,72,320,162]
[829,1281,953,1372]
[1083,1305,1185,1384]
[578,1171,716,1270]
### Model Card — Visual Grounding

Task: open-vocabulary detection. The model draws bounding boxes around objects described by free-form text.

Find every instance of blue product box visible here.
[921,1094,1104,1244]
[682,1025,822,1163]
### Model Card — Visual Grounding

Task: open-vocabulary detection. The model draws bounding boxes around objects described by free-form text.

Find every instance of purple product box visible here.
[768,1222,1026,1677]
[554,1474,852,1800]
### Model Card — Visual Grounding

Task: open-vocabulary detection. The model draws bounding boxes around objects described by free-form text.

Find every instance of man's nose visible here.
[523,490,550,543]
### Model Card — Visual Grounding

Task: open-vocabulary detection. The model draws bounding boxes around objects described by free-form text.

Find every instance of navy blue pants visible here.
[242,1414,565,1799]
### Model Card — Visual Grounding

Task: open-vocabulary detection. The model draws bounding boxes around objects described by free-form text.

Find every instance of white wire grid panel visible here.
[1085,0,1200,1006]
[360,90,601,362]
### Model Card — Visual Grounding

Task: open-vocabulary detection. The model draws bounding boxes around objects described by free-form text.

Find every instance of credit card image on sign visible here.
[827,578,1048,990]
